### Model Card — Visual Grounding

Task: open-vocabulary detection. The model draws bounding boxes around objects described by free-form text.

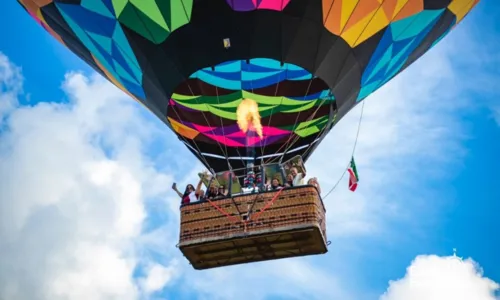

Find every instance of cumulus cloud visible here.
[180,27,491,299]
[306,35,474,238]
[0,14,497,300]
[186,258,351,300]
[380,254,500,300]
[0,52,23,117]
[0,53,177,300]
[140,261,178,295]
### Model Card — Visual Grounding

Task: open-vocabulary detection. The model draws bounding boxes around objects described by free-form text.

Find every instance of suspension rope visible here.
[318,0,420,200]
[251,188,284,221]
[246,192,263,220]
[259,0,286,162]
[264,94,329,165]
[266,0,362,163]
[96,3,215,174]
[259,83,286,162]
[242,58,259,169]
[230,195,243,216]
[204,197,240,223]
[322,100,365,200]
[264,77,316,165]
[300,100,336,160]
[234,147,249,171]
[269,91,333,164]
[184,82,231,166]
[204,191,270,227]
[262,0,383,166]
[169,103,213,168]
[214,85,237,170]
[132,5,232,174]
[263,0,363,166]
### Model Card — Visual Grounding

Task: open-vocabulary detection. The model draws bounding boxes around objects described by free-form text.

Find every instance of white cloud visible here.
[140,261,178,295]
[0,56,178,300]
[181,23,499,299]
[181,30,486,299]
[50,243,138,300]
[306,35,472,237]
[0,52,22,117]
[380,254,500,300]
[0,15,497,300]
[186,258,351,300]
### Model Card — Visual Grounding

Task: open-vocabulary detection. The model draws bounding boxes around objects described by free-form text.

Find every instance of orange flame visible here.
[236,98,263,139]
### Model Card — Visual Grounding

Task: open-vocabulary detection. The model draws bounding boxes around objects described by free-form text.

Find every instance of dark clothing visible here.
[206,190,218,199]
[271,184,283,190]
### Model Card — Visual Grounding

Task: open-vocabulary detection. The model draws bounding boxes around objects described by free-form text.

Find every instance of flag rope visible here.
[322,100,366,200]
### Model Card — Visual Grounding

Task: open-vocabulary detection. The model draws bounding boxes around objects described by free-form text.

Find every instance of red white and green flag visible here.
[347,157,359,192]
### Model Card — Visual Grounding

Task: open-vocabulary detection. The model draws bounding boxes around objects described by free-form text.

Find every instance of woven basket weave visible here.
[179,186,326,245]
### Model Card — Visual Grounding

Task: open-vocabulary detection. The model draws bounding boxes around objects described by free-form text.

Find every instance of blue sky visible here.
[1,2,500,300]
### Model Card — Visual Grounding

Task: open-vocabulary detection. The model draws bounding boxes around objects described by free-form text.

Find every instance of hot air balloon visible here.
[18,0,480,269]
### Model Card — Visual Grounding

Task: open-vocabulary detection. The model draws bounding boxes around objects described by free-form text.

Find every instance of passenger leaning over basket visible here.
[172,183,198,205]
[197,188,206,202]
[290,167,306,186]
[307,177,321,194]
[285,173,294,187]
[267,177,284,190]
[172,177,205,204]
[215,185,227,198]
[205,184,218,200]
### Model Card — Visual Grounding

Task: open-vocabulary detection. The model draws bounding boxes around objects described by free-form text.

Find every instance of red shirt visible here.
[182,192,199,204]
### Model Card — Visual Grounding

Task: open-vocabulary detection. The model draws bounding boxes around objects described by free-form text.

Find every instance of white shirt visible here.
[293,173,304,186]
[188,191,198,202]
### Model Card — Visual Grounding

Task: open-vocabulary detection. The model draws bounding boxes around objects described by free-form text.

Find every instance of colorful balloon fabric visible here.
[18,0,480,173]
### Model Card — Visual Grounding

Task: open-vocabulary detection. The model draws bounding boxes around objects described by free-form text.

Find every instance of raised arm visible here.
[172,183,183,198]
[196,178,203,194]
[196,170,209,194]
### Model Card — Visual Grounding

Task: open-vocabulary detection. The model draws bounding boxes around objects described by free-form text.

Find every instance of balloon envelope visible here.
[18,0,480,172]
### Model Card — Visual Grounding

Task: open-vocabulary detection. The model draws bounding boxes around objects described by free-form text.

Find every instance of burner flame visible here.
[236,98,263,139]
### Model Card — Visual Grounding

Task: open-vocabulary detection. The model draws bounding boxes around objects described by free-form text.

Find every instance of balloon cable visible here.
[321,100,365,200]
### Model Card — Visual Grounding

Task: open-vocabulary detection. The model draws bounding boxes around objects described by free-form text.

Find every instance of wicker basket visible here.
[178,185,327,270]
